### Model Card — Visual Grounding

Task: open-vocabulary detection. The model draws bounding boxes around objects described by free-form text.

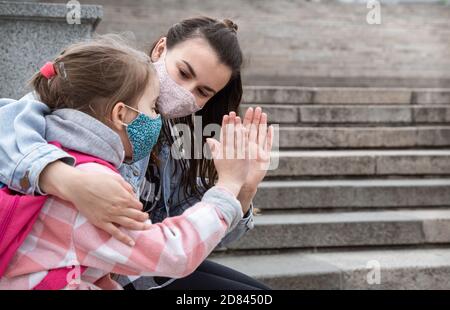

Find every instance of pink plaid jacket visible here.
[0,162,242,290]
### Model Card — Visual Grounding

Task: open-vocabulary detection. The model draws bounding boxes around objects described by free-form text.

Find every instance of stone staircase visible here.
[210,86,450,289]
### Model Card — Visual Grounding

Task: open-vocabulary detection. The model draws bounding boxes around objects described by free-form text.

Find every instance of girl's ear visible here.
[151,37,167,62]
[110,102,127,131]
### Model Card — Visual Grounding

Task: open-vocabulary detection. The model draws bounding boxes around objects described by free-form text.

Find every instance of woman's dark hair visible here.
[149,16,243,200]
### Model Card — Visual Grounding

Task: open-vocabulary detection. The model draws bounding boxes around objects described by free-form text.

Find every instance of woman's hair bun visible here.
[223,19,238,33]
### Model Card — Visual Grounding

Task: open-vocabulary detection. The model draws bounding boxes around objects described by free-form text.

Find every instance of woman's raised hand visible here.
[228,107,274,214]
[242,107,274,191]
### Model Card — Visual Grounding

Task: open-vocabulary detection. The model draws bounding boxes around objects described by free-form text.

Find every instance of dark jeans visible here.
[156,260,271,290]
[124,260,271,290]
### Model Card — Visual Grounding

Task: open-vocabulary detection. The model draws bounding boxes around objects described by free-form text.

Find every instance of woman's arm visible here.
[0,95,74,195]
[0,95,150,245]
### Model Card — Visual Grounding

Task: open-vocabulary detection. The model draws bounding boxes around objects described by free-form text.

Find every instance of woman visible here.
[0,17,271,290]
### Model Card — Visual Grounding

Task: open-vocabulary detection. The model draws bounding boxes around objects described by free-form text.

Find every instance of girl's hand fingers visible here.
[221,114,229,137]
[222,114,229,129]
[207,138,221,160]
[226,114,236,159]
[101,222,136,247]
[221,115,229,154]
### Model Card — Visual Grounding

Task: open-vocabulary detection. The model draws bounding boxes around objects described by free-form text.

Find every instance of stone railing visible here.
[0,1,102,98]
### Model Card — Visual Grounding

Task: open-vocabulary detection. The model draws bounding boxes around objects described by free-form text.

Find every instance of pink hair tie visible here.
[40,62,56,79]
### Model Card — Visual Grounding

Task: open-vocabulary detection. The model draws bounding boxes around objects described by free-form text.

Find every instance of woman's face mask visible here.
[153,53,200,119]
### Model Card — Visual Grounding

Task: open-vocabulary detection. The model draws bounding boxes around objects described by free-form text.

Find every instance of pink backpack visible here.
[0,142,119,290]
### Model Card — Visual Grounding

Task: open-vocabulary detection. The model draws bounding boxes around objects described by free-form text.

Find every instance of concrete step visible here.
[254,179,450,210]
[243,86,450,105]
[268,150,450,177]
[209,248,450,289]
[226,209,450,250]
[242,105,450,125]
[75,0,450,87]
[278,126,450,149]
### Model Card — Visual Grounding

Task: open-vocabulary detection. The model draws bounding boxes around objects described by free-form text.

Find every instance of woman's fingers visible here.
[249,107,262,143]
[235,116,245,159]
[244,126,250,160]
[110,175,143,210]
[243,107,254,131]
[260,125,274,164]
[113,216,152,231]
[258,112,268,150]
[119,207,149,222]
[115,177,134,195]
[122,192,143,210]
[101,222,136,247]
[266,125,274,153]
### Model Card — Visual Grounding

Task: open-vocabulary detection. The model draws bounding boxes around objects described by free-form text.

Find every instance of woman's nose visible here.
[181,81,197,95]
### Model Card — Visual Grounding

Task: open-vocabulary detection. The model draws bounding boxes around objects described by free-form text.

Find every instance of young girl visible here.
[0,35,250,289]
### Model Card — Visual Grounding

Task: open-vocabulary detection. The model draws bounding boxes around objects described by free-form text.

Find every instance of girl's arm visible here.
[73,115,248,278]
[73,165,243,279]
[74,185,242,279]
[170,189,255,248]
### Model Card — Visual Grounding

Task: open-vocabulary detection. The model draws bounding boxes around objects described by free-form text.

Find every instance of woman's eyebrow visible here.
[182,60,217,95]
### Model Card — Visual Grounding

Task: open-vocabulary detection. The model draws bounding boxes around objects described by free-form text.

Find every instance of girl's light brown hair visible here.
[30,34,155,122]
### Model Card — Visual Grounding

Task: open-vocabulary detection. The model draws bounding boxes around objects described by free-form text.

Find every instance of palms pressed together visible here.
[242,107,274,191]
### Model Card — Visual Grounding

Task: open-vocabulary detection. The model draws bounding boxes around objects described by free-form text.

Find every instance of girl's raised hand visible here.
[206,113,249,198]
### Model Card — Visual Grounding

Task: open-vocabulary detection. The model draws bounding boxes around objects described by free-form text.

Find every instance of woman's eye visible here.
[197,89,208,97]
[179,69,189,79]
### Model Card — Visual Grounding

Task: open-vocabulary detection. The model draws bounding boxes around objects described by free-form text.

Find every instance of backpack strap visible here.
[49,141,120,173]
[34,142,120,289]
[33,266,88,290]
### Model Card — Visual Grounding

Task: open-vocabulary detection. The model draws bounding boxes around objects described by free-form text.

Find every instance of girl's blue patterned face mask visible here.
[122,105,162,163]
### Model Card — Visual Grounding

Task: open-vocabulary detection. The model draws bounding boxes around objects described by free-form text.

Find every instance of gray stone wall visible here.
[0,1,102,99]
[40,0,450,88]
